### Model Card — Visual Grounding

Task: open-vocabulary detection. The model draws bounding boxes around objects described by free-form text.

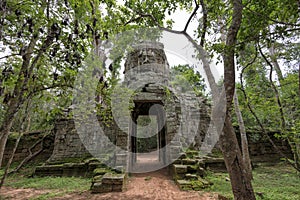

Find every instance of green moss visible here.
[83,157,101,164]
[47,156,92,165]
[8,132,21,140]
[176,180,193,191]
[185,173,198,180]
[190,180,204,190]
[208,149,223,158]
[185,150,199,158]
[187,164,199,174]
[173,174,181,181]
[181,185,193,191]
[188,164,198,170]
[103,172,123,177]
[44,164,64,168]
[92,175,103,183]
[93,168,110,176]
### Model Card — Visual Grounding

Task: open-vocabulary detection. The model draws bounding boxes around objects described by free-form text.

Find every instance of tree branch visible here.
[240,45,258,83]
[9,129,52,136]
[183,0,199,32]
[258,44,286,130]
[27,83,73,99]
[9,130,52,174]
[244,5,300,27]
[29,23,59,79]
[0,54,21,60]
[125,13,184,34]
[199,0,208,47]
[235,27,300,47]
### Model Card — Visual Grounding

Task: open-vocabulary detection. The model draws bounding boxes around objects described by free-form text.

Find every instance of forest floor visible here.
[2,162,299,200]
[0,168,218,200]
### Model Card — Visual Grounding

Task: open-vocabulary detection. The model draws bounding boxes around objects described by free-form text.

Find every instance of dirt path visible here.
[0,187,56,200]
[0,169,218,200]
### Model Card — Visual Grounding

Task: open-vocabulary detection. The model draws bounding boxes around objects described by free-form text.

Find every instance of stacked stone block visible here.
[171,150,224,191]
[91,169,126,193]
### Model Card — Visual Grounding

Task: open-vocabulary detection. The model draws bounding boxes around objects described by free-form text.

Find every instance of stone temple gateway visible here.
[117,41,210,173]
[37,41,213,192]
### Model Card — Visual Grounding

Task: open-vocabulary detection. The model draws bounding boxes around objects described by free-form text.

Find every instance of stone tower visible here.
[113,41,208,172]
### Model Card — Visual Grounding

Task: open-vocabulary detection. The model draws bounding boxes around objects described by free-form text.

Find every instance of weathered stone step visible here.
[173,164,188,180]
[182,158,197,165]
[176,180,193,191]
[102,173,126,185]
[93,168,110,176]
[91,173,126,193]
[185,173,198,180]
[176,178,213,191]
[203,157,226,172]
[92,175,103,184]
[35,163,88,177]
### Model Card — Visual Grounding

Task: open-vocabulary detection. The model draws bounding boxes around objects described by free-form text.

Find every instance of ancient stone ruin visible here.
[33,41,292,193]
[34,41,214,192]
[43,41,209,165]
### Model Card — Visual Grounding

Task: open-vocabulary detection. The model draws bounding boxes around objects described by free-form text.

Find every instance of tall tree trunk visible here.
[0,131,22,187]
[220,0,256,199]
[0,22,56,167]
[234,91,253,180]
[0,100,28,169]
[195,0,256,198]
[0,36,37,167]
[0,100,31,187]
[298,63,300,96]
[221,115,255,199]
[198,44,256,199]
[0,137,7,167]
[217,0,253,183]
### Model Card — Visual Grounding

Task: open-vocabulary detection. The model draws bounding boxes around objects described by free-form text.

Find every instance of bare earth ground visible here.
[0,168,217,200]
[0,187,55,200]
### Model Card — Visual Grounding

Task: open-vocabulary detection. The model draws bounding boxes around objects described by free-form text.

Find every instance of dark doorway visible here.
[136,115,159,163]
[131,101,166,169]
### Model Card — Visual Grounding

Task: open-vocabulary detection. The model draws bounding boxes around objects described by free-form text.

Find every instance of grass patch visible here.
[204,172,232,199]
[205,162,300,200]
[252,163,300,200]
[5,176,91,191]
[3,176,90,200]
[1,164,91,200]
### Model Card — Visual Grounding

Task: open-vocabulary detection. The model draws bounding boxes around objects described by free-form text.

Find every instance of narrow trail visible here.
[57,168,217,200]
